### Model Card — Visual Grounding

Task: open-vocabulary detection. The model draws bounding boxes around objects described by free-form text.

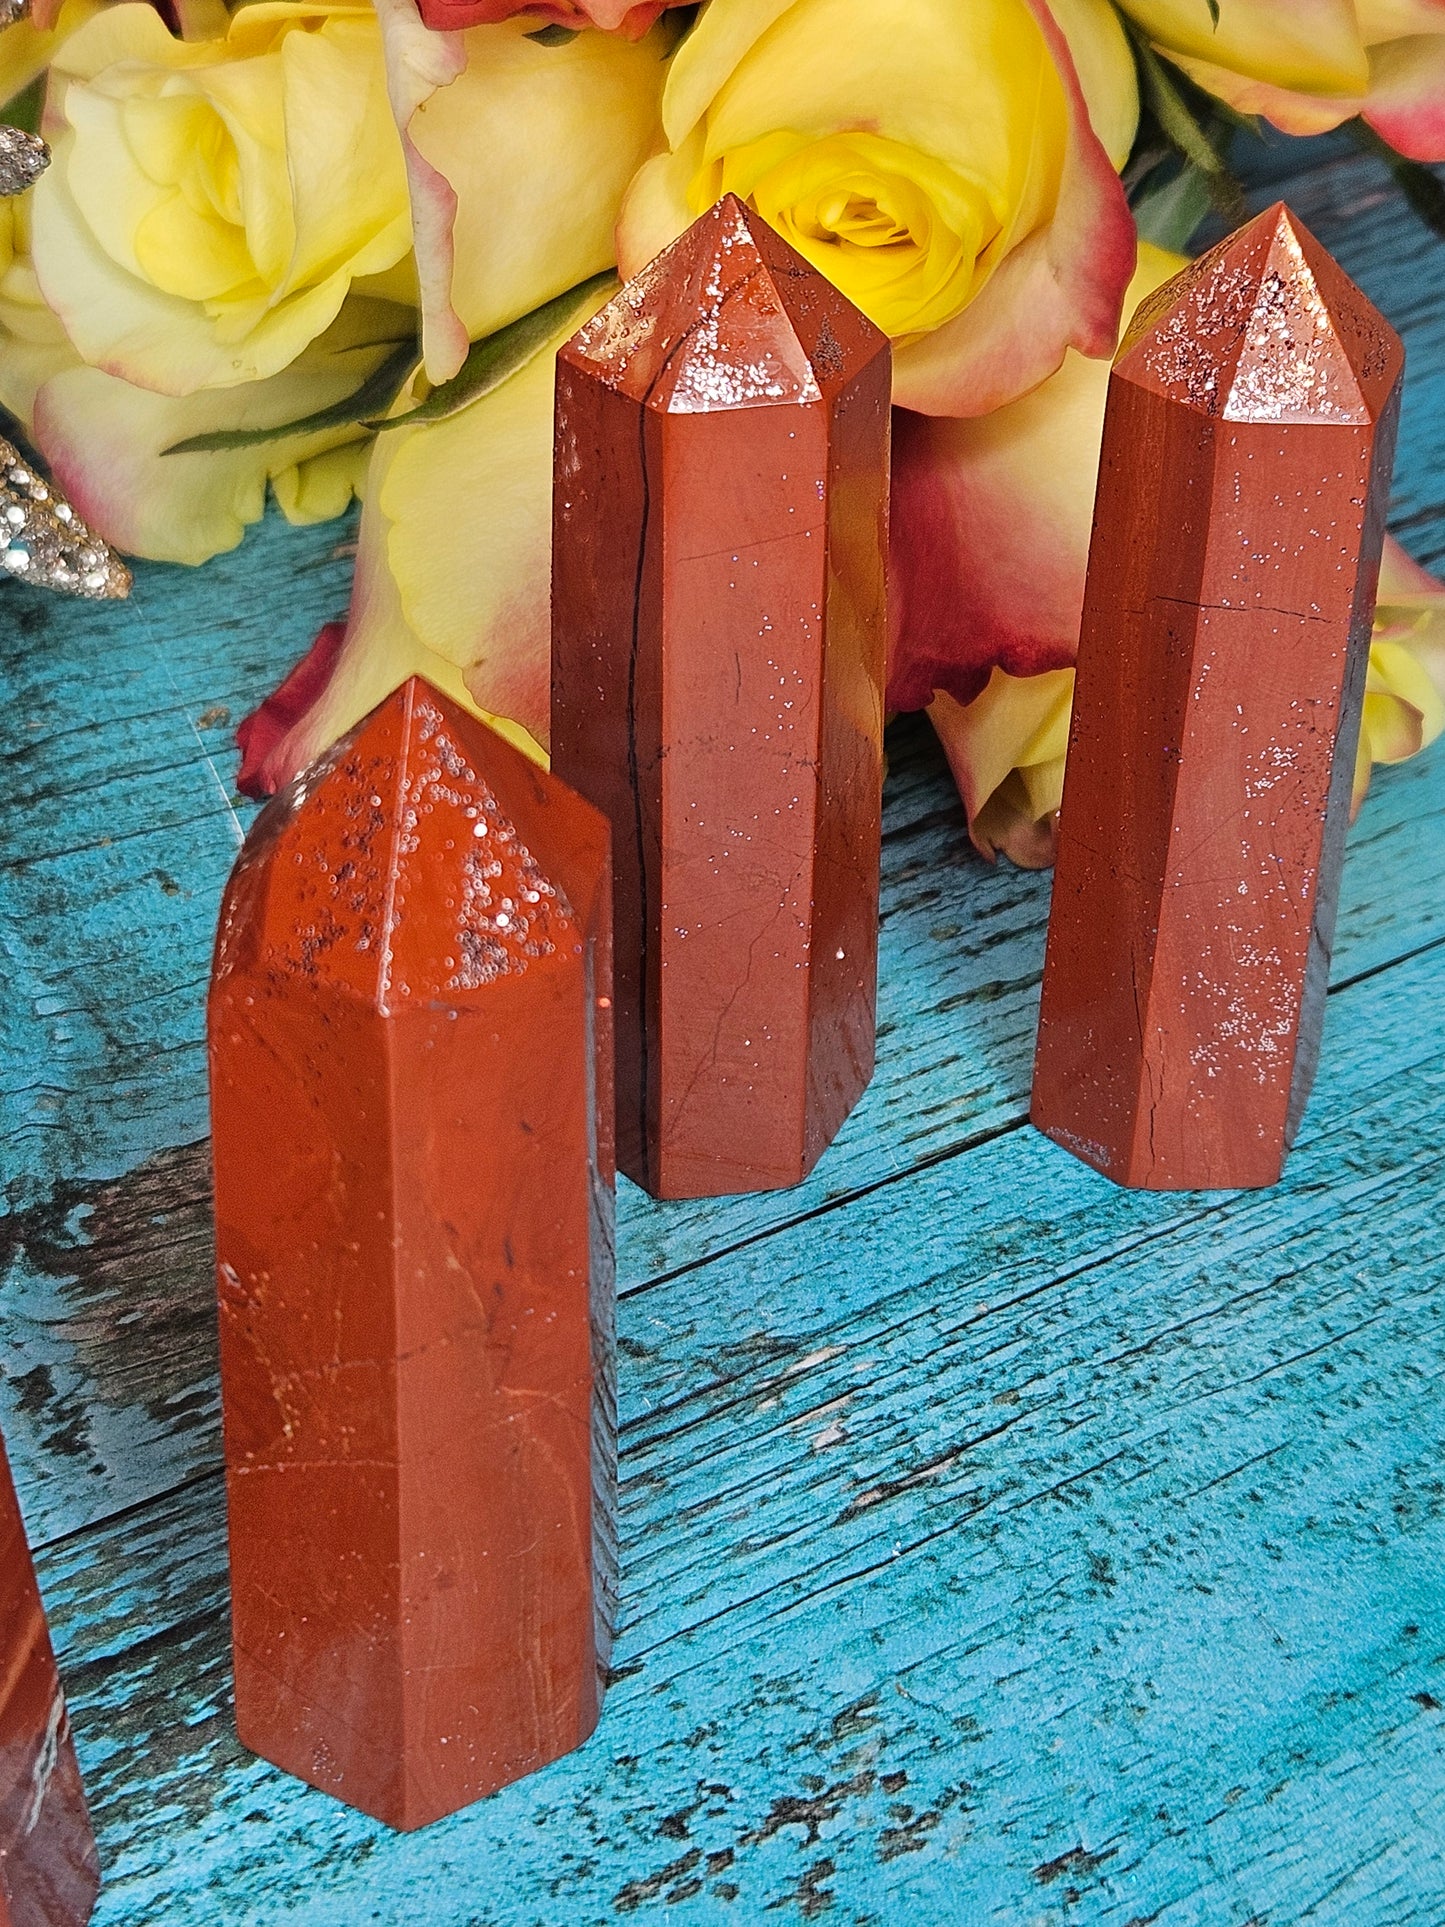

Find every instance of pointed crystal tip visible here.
[221,678,608,1009]
[560,192,886,414]
[1117,201,1402,425]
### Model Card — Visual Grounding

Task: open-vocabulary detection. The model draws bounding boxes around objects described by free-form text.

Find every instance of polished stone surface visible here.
[4,146,1445,1927]
[0,1433,97,1927]
[1033,203,1403,1191]
[552,194,891,1200]
[207,678,615,1830]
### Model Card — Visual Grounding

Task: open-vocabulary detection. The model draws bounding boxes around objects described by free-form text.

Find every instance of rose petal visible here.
[416,0,674,33]
[237,278,594,792]
[376,0,476,385]
[0,0,105,108]
[889,242,1186,711]
[1163,50,1365,135]
[927,669,1072,865]
[236,617,348,796]
[616,134,703,281]
[1158,15,1445,155]
[889,0,1136,415]
[1048,0,1142,166]
[1380,530,1445,600]
[1121,0,1368,93]
[30,305,408,562]
[373,286,612,742]
[233,463,543,795]
[378,2,664,384]
[1362,31,1445,160]
[659,0,796,148]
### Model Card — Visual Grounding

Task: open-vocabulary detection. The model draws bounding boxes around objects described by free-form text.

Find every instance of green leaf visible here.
[662,3,701,56]
[1125,22,1248,222]
[1131,162,1214,252]
[1351,121,1445,243]
[1134,36,1225,174]
[2,75,45,137]
[160,338,417,455]
[372,270,616,431]
[525,23,579,44]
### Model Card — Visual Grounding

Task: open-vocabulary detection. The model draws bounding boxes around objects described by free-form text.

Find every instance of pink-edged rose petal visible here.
[1363,31,1445,160]
[889,242,1186,711]
[237,620,348,798]
[890,0,1137,416]
[415,0,679,35]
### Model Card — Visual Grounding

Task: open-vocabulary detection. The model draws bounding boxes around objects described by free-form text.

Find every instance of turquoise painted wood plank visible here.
[4,707,1441,1548]
[1,512,357,1538]
[1,509,357,1187]
[34,931,1445,1924]
[6,621,1445,1540]
[2,139,1443,1927]
[4,147,1443,1547]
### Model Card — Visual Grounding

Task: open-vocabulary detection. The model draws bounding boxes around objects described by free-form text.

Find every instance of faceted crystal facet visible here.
[552,194,891,1201]
[0,1431,99,1927]
[208,678,615,1831]
[1032,204,1404,1190]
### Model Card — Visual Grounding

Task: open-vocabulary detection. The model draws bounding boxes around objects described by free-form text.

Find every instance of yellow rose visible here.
[0,180,414,561]
[29,301,410,563]
[1,2,667,565]
[616,0,1140,414]
[374,0,668,382]
[31,1,414,395]
[1116,0,1445,158]
[1357,542,1445,798]
[0,195,75,422]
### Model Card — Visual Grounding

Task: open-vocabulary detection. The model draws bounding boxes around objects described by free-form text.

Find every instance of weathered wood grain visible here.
[35,933,1445,1925]
[6,502,1445,1547]
[1,511,356,1543]
[6,154,1445,1554]
[2,141,1443,1925]
[6,687,1441,1548]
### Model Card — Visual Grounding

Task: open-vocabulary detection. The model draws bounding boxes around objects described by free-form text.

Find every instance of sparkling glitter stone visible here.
[208,677,616,1831]
[552,194,891,1200]
[0,438,129,600]
[0,125,48,199]
[1032,204,1404,1190]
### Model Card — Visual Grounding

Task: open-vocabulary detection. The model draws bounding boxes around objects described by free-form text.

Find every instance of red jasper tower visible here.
[209,678,615,1830]
[552,194,891,1200]
[0,1430,100,1927]
[1033,204,1403,1189]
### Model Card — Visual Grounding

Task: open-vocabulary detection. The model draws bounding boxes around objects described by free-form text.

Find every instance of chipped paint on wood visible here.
[1,147,1444,1922]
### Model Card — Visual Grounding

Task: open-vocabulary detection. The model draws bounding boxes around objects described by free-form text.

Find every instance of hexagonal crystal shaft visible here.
[208,678,615,1830]
[1033,204,1404,1190]
[552,194,891,1200]
[0,1431,99,1927]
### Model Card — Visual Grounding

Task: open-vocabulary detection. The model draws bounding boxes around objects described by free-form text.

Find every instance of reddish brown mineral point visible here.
[208,677,615,1831]
[0,1432,99,1927]
[1033,203,1403,1191]
[552,193,891,1200]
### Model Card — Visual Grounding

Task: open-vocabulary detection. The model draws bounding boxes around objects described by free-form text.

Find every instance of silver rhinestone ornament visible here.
[0,0,29,28]
[0,438,131,598]
[0,124,49,198]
